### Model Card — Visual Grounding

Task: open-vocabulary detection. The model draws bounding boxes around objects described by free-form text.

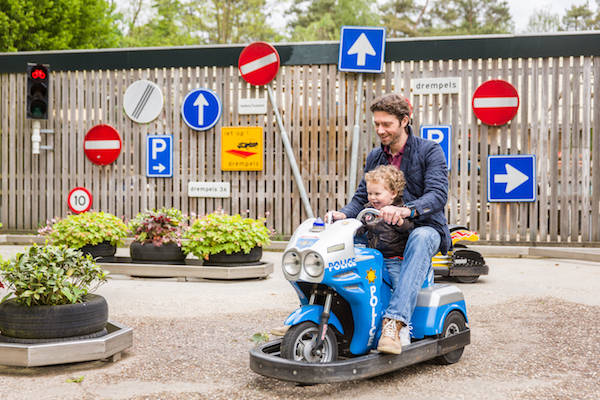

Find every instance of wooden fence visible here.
[0,34,599,243]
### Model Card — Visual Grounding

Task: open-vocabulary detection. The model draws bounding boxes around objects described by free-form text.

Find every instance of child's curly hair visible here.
[365,165,406,197]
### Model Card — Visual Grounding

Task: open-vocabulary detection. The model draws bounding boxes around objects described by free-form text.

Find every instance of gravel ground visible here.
[0,251,598,400]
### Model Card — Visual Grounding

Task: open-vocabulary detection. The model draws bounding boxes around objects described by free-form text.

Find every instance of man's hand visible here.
[326,211,347,223]
[380,205,411,225]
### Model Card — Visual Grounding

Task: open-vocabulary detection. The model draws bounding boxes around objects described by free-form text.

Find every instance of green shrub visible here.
[183,212,271,259]
[128,207,187,246]
[40,211,128,249]
[0,245,107,306]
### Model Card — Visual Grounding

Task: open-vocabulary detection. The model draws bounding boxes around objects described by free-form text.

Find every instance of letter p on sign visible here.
[152,138,167,159]
[420,125,452,171]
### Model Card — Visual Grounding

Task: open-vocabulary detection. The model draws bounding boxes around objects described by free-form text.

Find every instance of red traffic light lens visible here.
[31,68,46,80]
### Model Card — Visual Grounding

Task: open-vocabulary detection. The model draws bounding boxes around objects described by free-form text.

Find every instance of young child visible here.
[359,164,415,354]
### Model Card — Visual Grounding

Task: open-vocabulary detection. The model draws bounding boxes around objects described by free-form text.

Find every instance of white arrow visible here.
[194,93,209,126]
[152,163,166,173]
[494,163,528,193]
[347,33,376,66]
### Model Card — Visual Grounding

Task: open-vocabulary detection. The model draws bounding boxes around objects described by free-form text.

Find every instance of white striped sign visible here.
[123,80,164,124]
[83,124,122,165]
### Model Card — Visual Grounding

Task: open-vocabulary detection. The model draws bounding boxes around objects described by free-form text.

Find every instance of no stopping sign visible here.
[68,187,92,213]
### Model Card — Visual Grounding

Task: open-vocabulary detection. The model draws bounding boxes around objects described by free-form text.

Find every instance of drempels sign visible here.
[411,77,461,95]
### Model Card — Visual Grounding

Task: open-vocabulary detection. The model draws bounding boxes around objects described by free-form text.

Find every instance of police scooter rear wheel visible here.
[280,321,338,363]
[435,310,467,365]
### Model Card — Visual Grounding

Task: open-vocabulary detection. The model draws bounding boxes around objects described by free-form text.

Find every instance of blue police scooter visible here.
[249,209,470,384]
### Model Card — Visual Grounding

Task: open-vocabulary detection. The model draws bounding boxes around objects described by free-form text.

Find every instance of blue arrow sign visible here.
[181,88,222,131]
[147,135,173,178]
[420,125,451,170]
[338,26,386,73]
[488,155,536,202]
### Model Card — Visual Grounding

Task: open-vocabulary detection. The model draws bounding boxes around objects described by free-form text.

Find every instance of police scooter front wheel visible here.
[280,322,338,363]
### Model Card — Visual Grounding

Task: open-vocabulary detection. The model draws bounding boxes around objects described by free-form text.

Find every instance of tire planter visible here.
[130,241,186,262]
[0,294,108,341]
[79,241,117,258]
[205,246,262,265]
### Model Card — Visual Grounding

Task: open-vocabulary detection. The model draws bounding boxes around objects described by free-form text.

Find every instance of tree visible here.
[526,7,561,33]
[423,0,513,36]
[562,2,598,31]
[287,0,379,41]
[0,0,122,51]
[379,0,432,38]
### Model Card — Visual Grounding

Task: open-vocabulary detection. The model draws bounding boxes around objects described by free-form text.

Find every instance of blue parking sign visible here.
[488,155,536,202]
[338,26,386,73]
[181,88,222,131]
[420,125,451,170]
[147,135,172,178]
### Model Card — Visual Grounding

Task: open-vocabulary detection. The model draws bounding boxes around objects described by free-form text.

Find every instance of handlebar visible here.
[356,208,381,223]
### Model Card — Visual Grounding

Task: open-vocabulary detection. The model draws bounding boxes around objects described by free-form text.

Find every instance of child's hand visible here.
[326,211,346,222]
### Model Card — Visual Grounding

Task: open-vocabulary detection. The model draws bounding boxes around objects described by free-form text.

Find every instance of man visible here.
[329,93,451,354]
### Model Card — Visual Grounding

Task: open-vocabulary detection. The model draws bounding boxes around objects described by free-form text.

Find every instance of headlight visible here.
[282,251,301,276]
[303,251,324,277]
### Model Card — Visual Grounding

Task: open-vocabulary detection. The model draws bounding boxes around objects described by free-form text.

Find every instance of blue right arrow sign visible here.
[338,26,386,73]
[488,155,536,202]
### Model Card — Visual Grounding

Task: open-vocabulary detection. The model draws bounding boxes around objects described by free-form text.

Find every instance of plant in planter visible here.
[39,211,128,258]
[128,207,188,262]
[0,245,108,343]
[183,211,271,264]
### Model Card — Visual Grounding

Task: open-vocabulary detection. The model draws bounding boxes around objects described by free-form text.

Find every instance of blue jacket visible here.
[340,125,451,254]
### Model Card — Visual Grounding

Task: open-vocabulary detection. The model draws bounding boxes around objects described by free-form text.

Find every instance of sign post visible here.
[338,26,386,200]
[239,42,314,218]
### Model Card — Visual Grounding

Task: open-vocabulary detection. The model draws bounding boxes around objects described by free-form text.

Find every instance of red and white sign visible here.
[68,187,92,214]
[472,80,519,126]
[84,124,122,165]
[238,42,280,86]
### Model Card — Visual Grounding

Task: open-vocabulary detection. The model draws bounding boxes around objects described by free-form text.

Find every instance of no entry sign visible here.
[68,187,92,213]
[472,80,519,126]
[238,42,280,86]
[84,124,122,165]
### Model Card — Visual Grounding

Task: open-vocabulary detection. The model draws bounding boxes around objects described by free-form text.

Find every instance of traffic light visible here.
[26,63,49,119]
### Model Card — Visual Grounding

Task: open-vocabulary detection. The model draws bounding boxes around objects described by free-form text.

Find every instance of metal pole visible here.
[266,84,314,218]
[348,73,364,201]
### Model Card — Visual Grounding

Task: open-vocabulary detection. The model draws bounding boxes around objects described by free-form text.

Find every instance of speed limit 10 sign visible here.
[68,187,92,213]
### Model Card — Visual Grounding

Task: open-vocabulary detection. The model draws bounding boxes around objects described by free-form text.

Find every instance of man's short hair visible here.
[370,94,411,122]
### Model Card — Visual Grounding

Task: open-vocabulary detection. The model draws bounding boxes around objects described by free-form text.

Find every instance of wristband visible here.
[409,208,415,218]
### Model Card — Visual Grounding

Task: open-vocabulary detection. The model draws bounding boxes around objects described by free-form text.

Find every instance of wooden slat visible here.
[592,57,600,241]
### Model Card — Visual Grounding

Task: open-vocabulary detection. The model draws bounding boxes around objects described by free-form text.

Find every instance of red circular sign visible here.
[68,187,92,214]
[472,80,519,126]
[84,124,122,165]
[238,42,280,86]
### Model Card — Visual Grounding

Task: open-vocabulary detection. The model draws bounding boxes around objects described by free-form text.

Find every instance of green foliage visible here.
[562,3,599,31]
[423,0,514,36]
[66,376,85,383]
[128,207,188,246]
[182,212,271,259]
[0,0,122,51]
[250,332,270,345]
[526,7,561,33]
[379,0,429,37]
[40,212,128,249]
[0,245,107,306]
[287,0,379,41]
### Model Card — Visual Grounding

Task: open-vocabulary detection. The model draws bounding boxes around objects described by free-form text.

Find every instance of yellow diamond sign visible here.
[221,126,263,171]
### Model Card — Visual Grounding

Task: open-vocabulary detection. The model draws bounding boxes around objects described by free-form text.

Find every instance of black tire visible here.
[205,246,262,265]
[79,241,116,258]
[0,328,108,344]
[130,241,186,262]
[0,294,108,339]
[280,321,338,363]
[435,310,467,365]
[454,275,480,284]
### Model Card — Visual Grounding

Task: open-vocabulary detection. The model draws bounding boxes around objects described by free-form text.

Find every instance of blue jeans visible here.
[383,226,440,325]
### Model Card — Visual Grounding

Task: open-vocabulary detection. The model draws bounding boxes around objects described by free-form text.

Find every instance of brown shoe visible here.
[270,325,290,336]
[377,318,402,354]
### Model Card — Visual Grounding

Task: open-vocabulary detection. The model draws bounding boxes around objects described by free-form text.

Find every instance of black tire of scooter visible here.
[435,310,467,365]
[280,321,338,363]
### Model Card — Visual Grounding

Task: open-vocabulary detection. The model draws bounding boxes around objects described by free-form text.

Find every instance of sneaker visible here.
[399,323,412,346]
[270,325,290,336]
[377,318,402,354]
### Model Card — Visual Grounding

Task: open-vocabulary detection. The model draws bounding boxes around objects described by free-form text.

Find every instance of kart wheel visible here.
[454,275,479,284]
[280,321,338,363]
[435,310,467,365]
